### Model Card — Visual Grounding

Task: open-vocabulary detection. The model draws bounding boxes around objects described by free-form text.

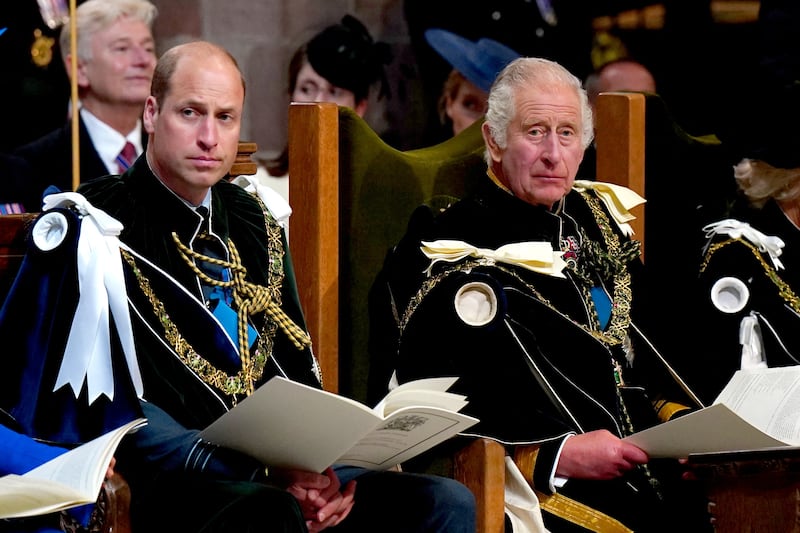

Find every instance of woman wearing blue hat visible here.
[424,29,519,137]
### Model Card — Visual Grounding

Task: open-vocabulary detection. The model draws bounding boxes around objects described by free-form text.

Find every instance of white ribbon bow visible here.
[232,176,292,230]
[421,240,567,278]
[42,192,143,403]
[572,180,646,237]
[703,218,785,270]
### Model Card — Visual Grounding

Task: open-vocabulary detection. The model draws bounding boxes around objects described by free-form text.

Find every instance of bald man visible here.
[585,58,656,111]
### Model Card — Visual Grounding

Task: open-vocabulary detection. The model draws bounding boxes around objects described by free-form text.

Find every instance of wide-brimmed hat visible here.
[425,28,520,93]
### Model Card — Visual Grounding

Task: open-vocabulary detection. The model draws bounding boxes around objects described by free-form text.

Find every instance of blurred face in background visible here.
[292,61,367,116]
[77,16,156,108]
[441,70,488,136]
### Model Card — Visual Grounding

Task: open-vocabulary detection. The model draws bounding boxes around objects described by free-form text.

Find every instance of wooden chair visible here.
[288,102,486,398]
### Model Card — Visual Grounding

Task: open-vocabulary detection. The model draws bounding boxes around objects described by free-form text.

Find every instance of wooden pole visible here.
[69,0,79,191]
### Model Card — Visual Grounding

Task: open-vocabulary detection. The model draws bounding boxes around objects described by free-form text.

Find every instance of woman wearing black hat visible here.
[261,15,392,181]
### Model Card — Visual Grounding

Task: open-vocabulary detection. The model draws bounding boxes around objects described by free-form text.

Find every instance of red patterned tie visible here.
[116,142,137,173]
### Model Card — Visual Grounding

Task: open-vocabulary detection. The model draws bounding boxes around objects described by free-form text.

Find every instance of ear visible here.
[142,96,158,134]
[444,96,456,121]
[482,121,502,163]
[354,99,368,118]
[65,53,91,89]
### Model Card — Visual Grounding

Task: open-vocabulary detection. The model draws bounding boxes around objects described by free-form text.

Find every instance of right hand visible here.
[555,429,649,480]
[271,466,356,532]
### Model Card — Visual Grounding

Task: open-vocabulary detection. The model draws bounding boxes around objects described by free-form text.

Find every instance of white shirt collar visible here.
[80,107,143,174]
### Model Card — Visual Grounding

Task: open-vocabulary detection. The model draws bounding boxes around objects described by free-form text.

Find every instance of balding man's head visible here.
[150,41,246,105]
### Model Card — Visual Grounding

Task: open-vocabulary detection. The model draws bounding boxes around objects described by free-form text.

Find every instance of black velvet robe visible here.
[77,157,320,430]
[693,199,800,403]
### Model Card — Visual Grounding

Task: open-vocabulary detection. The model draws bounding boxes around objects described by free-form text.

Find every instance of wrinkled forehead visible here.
[514,84,582,123]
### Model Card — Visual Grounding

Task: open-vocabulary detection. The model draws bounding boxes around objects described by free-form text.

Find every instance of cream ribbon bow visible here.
[421,240,567,278]
[572,180,646,237]
[41,192,143,403]
[703,218,785,270]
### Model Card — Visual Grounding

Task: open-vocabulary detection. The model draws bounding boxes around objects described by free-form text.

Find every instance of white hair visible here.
[483,57,594,165]
[60,0,157,64]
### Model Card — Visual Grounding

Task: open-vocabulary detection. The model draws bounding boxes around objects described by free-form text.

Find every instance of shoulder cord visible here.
[120,197,311,401]
[171,233,311,352]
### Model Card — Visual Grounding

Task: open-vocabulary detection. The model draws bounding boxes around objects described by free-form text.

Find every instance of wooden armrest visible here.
[512,445,541,485]
[453,438,506,533]
[99,472,132,533]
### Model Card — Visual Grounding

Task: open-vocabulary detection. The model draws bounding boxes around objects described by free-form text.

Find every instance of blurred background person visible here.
[584,57,657,114]
[253,14,392,209]
[578,56,657,180]
[0,1,70,153]
[404,0,599,146]
[13,0,157,210]
[424,28,519,141]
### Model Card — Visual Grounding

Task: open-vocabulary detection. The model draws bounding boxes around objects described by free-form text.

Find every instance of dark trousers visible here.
[330,466,476,532]
[131,478,307,533]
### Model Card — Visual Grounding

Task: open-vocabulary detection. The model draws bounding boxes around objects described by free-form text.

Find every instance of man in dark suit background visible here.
[13,0,157,211]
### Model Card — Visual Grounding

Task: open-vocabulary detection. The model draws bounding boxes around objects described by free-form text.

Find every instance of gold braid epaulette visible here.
[701,237,800,315]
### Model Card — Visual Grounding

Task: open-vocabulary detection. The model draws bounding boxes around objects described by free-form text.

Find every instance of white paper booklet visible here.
[0,417,147,519]
[624,366,800,457]
[200,376,479,472]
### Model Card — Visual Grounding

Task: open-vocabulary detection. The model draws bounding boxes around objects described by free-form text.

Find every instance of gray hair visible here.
[483,57,594,164]
[60,0,157,64]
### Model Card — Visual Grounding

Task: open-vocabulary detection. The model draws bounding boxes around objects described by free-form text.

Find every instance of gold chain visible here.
[401,192,636,348]
[121,249,265,400]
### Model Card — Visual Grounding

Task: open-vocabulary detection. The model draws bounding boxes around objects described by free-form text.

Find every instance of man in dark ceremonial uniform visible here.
[370,56,710,532]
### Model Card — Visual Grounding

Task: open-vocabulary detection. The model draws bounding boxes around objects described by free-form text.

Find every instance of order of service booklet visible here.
[200,376,479,472]
[0,417,147,519]
[623,366,800,457]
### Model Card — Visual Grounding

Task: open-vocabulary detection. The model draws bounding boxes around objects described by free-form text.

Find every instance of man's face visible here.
[143,52,244,205]
[486,85,585,208]
[78,16,156,106]
[446,77,487,136]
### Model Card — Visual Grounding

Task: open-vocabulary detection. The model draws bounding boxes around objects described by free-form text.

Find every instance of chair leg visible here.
[454,438,507,533]
[100,473,132,533]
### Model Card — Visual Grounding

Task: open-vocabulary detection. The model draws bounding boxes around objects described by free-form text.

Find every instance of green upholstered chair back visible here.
[288,102,486,401]
[339,107,486,401]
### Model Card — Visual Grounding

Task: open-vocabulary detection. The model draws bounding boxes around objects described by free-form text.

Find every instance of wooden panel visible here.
[595,92,646,261]
[288,102,340,393]
[690,448,800,532]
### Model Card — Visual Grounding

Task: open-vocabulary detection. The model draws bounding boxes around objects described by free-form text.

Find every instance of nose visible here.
[197,117,219,150]
[132,46,155,67]
[540,134,563,166]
